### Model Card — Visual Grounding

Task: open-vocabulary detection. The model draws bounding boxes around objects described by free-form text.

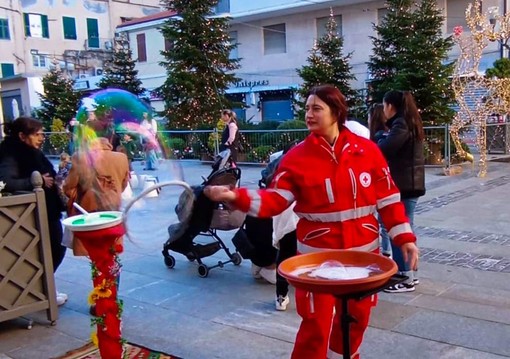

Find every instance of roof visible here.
[117,10,177,29]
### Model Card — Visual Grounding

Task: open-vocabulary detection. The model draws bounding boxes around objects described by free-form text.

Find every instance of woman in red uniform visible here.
[205,85,419,359]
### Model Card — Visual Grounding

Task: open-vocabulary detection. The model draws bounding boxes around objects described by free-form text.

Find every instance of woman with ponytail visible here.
[378,90,425,293]
[219,109,240,164]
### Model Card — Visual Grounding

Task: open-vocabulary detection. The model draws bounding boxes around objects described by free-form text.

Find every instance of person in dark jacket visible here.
[0,117,68,305]
[219,109,240,164]
[377,90,425,293]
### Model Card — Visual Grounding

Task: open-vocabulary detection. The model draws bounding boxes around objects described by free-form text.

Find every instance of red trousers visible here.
[291,289,376,359]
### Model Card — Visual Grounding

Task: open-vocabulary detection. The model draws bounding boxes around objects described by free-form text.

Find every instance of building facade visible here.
[0,0,161,127]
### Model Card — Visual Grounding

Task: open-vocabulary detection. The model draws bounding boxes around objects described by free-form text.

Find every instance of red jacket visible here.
[233,129,415,253]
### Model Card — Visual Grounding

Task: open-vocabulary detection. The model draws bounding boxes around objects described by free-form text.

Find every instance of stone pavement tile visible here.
[394,311,510,357]
[361,327,508,359]
[418,235,510,259]
[1,327,85,359]
[0,355,13,359]
[120,276,201,306]
[418,262,510,291]
[369,299,422,330]
[26,306,91,342]
[441,284,510,308]
[411,294,510,324]
[211,303,300,343]
[158,285,279,321]
[170,325,294,359]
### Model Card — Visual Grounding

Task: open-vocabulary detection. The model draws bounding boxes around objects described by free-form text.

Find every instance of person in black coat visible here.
[377,90,425,293]
[0,117,68,304]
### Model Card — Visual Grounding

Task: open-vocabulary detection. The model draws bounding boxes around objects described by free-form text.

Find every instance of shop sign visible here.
[235,80,269,88]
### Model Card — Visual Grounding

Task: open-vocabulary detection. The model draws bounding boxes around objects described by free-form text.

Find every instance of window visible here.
[377,8,388,25]
[1,63,15,78]
[213,0,230,14]
[137,33,147,62]
[229,31,238,59]
[23,13,49,38]
[263,23,286,55]
[63,16,77,40]
[0,19,10,40]
[447,0,470,33]
[32,55,47,68]
[316,15,342,39]
[87,18,99,48]
[164,39,174,52]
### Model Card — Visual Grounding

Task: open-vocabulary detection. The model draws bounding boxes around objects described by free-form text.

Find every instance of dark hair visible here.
[368,103,387,140]
[383,90,424,141]
[4,116,43,138]
[306,85,348,126]
[221,109,237,124]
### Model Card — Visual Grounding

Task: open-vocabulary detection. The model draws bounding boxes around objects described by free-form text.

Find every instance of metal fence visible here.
[36,123,510,166]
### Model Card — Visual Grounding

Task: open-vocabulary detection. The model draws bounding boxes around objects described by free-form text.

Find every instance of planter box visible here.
[0,181,58,325]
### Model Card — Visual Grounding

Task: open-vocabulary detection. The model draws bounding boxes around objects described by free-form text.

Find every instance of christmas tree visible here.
[97,34,146,97]
[157,0,240,129]
[296,11,361,117]
[368,0,454,125]
[37,65,81,130]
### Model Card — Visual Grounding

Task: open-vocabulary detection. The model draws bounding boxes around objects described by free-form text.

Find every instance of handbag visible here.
[231,227,255,259]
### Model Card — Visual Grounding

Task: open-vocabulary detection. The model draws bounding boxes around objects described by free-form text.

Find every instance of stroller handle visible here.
[122,180,194,236]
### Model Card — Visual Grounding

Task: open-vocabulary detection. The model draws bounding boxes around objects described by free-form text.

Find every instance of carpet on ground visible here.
[53,342,181,359]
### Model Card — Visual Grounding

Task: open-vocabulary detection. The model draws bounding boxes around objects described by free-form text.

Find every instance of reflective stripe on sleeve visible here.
[376,193,401,209]
[266,188,295,203]
[297,238,379,254]
[295,205,376,222]
[388,223,413,238]
[247,189,261,216]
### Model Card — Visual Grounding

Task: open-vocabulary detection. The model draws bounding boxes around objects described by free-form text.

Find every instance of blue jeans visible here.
[380,198,418,277]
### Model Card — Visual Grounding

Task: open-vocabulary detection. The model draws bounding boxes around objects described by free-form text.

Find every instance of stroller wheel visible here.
[232,252,242,266]
[164,255,176,268]
[198,264,209,278]
[186,253,196,262]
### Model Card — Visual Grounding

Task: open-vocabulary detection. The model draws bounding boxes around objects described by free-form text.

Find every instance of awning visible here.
[226,84,298,94]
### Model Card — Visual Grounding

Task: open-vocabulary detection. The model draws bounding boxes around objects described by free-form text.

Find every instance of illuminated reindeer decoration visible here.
[451,0,510,177]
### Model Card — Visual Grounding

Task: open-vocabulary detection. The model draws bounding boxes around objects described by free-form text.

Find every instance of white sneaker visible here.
[251,263,262,279]
[275,295,290,311]
[259,268,276,284]
[56,292,68,306]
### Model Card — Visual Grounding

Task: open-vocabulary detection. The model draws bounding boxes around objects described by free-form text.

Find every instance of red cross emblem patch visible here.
[359,172,371,188]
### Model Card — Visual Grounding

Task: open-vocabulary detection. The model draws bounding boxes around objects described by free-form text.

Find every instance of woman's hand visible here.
[42,173,55,188]
[400,242,419,271]
[204,185,237,202]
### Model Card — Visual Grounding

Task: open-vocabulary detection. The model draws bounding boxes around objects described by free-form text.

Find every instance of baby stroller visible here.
[162,150,245,277]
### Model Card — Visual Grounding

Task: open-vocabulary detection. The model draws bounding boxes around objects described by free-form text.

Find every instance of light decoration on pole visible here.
[451,0,510,177]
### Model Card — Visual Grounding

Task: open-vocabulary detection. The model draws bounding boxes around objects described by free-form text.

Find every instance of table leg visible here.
[340,297,352,359]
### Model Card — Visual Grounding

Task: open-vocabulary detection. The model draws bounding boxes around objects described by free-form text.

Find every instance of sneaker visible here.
[413,278,420,285]
[259,267,277,284]
[251,263,262,279]
[57,292,68,301]
[275,295,290,311]
[384,282,415,293]
[56,292,68,306]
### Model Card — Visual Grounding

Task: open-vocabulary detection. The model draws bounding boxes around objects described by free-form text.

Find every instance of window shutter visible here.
[63,17,77,40]
[23,13,31,37]
[137,33,147,62]
[1,63,15,78]
[41,14,49,38]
